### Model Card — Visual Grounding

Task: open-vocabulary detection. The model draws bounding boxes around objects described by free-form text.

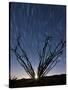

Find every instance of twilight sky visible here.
[10,2,66,79]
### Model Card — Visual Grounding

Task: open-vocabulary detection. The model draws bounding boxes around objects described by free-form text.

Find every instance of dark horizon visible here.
[11,74,66,80]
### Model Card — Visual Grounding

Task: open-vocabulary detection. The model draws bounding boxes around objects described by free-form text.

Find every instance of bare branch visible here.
[11,34,35,79]
[37,36,65,78]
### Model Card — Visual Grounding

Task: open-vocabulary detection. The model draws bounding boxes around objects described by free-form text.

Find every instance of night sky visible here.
[10,2,66,79]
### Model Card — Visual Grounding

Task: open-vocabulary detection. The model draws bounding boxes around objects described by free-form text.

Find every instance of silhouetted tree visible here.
[11,35,65,79]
